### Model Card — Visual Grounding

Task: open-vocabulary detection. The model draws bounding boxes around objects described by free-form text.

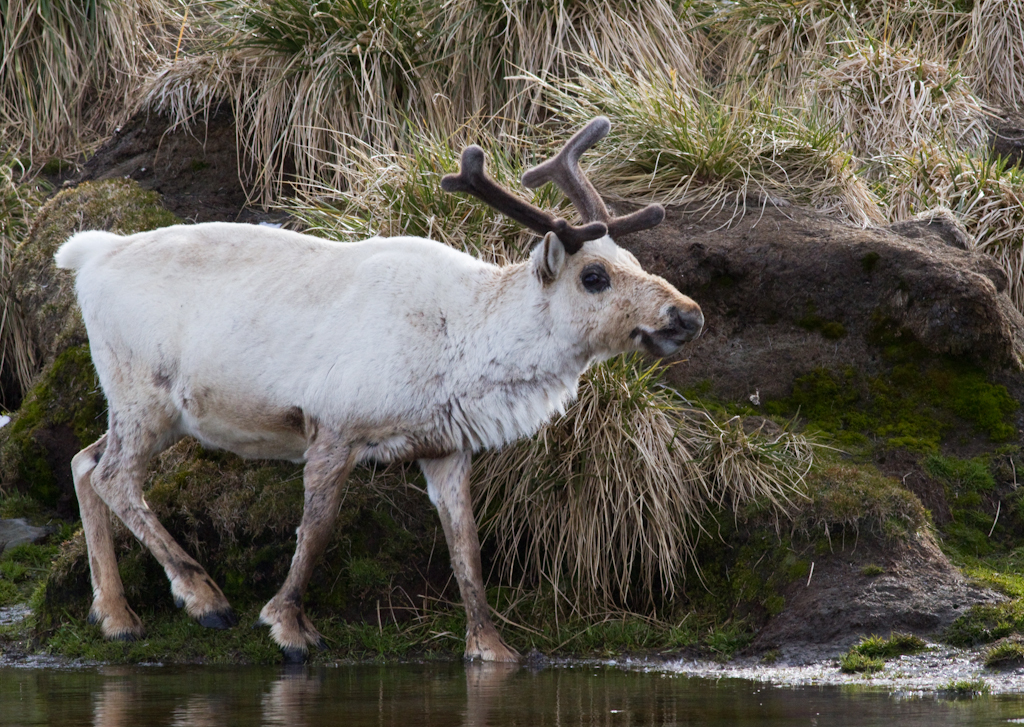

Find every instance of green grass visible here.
[939,678,990,697]
[839,651,885,674]
[983,640,1024,669]
[851,632,927,659]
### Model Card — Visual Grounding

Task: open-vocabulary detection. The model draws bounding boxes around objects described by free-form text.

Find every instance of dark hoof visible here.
[86,611,100,625]
[110,630,141,643]
[281,647,309,665]
[174,596,186,609]
[197,608,238,630]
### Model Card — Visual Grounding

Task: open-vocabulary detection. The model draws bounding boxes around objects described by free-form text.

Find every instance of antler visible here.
[441,145,607,253]
[521,117,665,238]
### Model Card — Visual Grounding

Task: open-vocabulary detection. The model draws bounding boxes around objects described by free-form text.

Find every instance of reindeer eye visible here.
[580,264,611,293]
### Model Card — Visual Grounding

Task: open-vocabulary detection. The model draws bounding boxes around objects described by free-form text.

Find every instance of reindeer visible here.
[55,117,703,663]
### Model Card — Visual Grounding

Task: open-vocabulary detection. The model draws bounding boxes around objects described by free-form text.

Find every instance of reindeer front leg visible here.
[259,433,355,663]
[420,453,520,662]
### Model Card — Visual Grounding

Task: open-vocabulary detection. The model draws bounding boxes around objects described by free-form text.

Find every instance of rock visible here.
[0,518,54,556]
[621,204,1024,402]
[749,532,1005,661]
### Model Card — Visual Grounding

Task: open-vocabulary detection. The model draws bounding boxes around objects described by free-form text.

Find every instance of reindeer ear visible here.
[533,231,566,284]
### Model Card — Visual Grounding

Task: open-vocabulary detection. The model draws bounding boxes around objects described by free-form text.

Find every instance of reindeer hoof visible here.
[198,608,238,630]
[281,647,309,665]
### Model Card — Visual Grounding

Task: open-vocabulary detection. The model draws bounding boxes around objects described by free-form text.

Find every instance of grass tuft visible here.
[984,638,1024,669]
[528,61,884,226]
[474,354,812,615]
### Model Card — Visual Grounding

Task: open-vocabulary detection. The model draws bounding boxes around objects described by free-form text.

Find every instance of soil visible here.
[17,107,1017,663]
[75,105,286,226]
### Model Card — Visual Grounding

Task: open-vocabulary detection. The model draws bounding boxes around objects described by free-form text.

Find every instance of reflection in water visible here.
[2,661,1024,727]
[262,666,323,727]
[462,661,518,727]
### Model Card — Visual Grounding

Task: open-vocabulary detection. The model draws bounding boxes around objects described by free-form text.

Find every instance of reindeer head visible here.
[442,117,703,360]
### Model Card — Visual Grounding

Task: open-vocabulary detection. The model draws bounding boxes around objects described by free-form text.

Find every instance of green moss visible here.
[0,579,21,606]
[925,454,1006,555]
[765,353,1017,452]
[798,313,847,340]
[792,462,927,542]
[860,564,885,576]
[0,345,106,508]
[860,251,881,273]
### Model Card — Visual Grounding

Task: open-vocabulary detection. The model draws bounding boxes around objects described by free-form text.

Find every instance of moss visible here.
[792,462,927,542]
[860,564,885,576]
[0,345,106,510]
[797,312,847,340]
[765,353,1017,452]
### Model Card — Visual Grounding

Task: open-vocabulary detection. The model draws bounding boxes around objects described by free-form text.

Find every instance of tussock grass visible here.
[0,0,183,161]
[0,159,44,406]
[141,0,707,203]
[812,38,988,162]
[529,61,884,226]
[474,355,812,614]
[712,0,971,100]
[285,130,554,264]
[966,0,1024,112]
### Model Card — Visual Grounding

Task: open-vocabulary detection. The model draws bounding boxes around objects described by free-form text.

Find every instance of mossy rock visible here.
[0,346,106,515]
[0,179,178,513]
[10,178,179,372]
[34,440,449,646]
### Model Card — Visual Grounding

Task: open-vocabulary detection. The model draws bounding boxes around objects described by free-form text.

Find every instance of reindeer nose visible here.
[670,305,704,340]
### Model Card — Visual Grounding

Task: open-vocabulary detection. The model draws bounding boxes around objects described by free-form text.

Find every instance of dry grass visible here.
[284,128,552,264]
[474,356,812,614]
[887,143,1024,311]
[0,0,184,162]
[966,0,1024,112]
[811,38,989,163]
[711,0,971,101]
[140,0,707,203]
[528,60,884,226]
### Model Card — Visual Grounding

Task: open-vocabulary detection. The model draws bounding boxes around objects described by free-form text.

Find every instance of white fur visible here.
[57,222,698,465]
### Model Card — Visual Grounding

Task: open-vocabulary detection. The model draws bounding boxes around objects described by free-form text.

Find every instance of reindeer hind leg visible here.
[89,413,236,633]
[73,433,144,641]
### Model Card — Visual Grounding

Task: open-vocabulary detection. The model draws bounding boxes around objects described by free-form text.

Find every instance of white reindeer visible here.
[55,118,703,663]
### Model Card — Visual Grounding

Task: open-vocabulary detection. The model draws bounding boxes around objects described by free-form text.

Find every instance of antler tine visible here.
[441,145,607,254]
[522,116,666,238]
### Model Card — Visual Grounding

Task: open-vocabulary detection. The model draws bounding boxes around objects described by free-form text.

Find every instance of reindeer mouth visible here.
[631,305,704,357]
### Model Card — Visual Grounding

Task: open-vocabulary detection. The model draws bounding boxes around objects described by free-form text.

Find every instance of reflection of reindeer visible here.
[262,669,323,727]
[462,662,519,727]
[57,117,703,662]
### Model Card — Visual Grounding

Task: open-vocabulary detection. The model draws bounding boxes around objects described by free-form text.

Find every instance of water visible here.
[2,662,1024,726]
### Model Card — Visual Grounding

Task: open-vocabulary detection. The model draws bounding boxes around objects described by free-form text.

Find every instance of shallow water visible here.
[2,661,1024,726]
